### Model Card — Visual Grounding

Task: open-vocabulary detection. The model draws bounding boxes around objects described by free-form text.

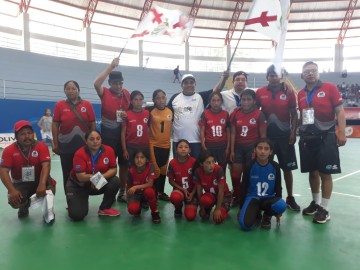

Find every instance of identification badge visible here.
[22,166,35,182]
[302,108,315,125]
[90,172,108,190]
[116,110,124,122]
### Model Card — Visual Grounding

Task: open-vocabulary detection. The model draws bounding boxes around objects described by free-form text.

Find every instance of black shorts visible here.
[299,132,341,174]
[102,137,127,166]
[270,137,298,171]
[233,144,254,165]
[206,145,227,167]
[149,145,170,177]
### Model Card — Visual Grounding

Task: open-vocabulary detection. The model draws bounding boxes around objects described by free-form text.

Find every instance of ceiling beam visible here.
[18,0,31,14]
[83,0,98,28]
[224,0,245,45]
[337,0,358,44]
[139,0,154,21]
[186,0,202,42]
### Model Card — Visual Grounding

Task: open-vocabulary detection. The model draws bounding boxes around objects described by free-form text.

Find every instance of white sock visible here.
[312,193,320,204]
[320,198,330,210]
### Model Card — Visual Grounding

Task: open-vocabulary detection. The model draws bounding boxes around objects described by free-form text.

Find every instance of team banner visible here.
[0,133,16,149]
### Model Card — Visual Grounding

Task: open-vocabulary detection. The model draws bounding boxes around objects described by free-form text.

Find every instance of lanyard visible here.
[233,93,241,107]
[90,150,102,173]
[305,87,317,106]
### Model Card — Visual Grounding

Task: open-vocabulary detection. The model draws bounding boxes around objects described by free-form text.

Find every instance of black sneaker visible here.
[313,206,330,224]
[302,201,319,215]
[174,206,183,218]
[151,211,161,224]
[158,192,170,201]
[261,214,272,229]
[18,206,29,218]
[286,196,301,212]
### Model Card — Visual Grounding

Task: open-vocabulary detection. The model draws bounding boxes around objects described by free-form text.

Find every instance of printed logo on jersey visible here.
[103,157,109,164]
[213,178,218,185]
[143,118,148,123]
[188,168,192,174]
[75,165,81,170]
[31,151,39,157]
[280,94,287,100]
[220,118,226,124]
[13,153,20,157]
[249,118,257,124]
[268,173,275,181]
[317,91,325,98]
[81,107,87,112]
[167,114,172,120]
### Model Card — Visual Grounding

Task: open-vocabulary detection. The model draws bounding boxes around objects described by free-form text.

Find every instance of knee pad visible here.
[271,199,287,215]
[184,205,197,221]
[200,193,215,208]
[128,202,141,216]
[170,190,184,207]
[143,188,156,200]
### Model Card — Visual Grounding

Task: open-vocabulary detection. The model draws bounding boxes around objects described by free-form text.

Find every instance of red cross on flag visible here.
[245,0,282,43]
[131,6,193,43]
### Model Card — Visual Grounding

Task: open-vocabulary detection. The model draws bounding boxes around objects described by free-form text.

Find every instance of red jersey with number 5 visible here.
[167,157,196,192]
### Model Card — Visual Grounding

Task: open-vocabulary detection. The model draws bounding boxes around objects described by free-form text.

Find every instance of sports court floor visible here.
[0,139,359,270]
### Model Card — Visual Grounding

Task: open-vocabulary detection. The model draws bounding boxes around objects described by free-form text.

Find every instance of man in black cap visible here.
[0,120,56,222]
[256,64,300,212]
[94,57,131,203]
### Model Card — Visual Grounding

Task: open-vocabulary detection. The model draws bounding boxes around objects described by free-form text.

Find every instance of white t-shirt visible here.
[170,92,205,143]
[221,88,240,114]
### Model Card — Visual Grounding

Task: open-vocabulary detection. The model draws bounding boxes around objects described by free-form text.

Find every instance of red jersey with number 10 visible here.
[199,109,230,147]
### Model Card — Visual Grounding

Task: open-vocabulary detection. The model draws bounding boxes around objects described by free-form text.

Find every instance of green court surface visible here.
[0,139,359,270]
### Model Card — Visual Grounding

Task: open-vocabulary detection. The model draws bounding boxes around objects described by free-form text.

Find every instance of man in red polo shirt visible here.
[298,61,346,224]
[256,65,300,212]
[0,120,56,222]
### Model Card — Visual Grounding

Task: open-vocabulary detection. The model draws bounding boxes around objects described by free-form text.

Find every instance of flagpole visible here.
[227,24,246,71]
[118,39,129,58]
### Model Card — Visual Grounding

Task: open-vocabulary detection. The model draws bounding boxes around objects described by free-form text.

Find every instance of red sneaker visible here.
[98,208,120,217]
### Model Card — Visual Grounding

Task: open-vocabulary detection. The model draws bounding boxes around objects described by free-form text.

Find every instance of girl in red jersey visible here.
[229,89,267,206]
[127,149,161,223]
[167,140,197,220]
[199,92,230,172]
[193,150,232,224]
[121,90,150,182]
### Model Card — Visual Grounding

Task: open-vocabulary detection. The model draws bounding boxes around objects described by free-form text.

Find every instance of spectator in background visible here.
[298,61,346,224]
[37,108,53,147]
[94,57,131,203]
[52,80,96,194]
[173,65,181,83]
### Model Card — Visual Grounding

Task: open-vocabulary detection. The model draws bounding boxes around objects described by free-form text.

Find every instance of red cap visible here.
[14,120,32,133]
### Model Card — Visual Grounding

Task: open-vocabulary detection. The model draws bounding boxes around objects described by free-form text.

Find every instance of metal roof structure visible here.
[7,0,360,47]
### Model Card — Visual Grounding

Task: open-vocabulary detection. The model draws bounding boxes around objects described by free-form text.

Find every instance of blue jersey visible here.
[239,160,282,208]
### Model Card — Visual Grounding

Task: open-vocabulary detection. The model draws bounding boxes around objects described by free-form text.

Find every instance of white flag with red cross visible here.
[131,6,193,43]
[245,0,282,43]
